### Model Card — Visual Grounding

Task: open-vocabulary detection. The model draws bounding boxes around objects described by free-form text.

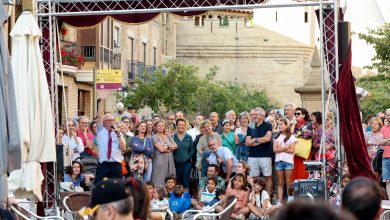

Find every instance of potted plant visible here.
[60,48,85,67]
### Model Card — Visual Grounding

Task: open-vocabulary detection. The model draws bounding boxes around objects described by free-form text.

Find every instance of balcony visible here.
[128,60,157,82]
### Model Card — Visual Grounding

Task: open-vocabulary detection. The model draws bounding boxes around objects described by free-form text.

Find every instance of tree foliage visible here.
[358,24,390,75]
[123,60,273,116]
[357,74,390,119]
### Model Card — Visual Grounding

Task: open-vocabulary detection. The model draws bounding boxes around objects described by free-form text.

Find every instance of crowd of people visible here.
[56,90,390,219]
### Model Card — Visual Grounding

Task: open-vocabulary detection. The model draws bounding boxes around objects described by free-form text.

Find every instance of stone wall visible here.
[176,16,314,107]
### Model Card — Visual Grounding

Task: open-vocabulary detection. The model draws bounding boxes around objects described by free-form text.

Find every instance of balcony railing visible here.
[128,60,156,82]
[81,45,96,61]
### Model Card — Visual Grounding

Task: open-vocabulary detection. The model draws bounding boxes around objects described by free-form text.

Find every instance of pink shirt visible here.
[381,126,390,158]
[226,188,248,209]
[274,134,298,164]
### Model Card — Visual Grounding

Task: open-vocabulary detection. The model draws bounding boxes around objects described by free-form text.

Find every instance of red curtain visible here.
[337,45,376,180]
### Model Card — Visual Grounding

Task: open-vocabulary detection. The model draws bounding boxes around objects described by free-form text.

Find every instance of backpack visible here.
[372,148,384,175]
[169,192,191,214]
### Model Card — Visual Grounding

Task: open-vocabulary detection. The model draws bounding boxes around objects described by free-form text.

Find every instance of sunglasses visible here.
[294,112,302,116]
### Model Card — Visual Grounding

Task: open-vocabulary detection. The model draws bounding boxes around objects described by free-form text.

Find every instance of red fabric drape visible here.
[337,45,376,180]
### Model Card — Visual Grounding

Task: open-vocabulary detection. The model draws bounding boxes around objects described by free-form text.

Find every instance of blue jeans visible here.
[176,162,192,188]
[201,150,212,178]
[235,145,249,162]
[275,161,294,171]
[382,158,390,180]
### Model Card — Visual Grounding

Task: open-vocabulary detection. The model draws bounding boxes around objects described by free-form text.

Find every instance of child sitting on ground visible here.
[169,185,191,219]
[165,175,177,194]
[195,177,219,210]
[220,173,250,220]
[247,177,278,220]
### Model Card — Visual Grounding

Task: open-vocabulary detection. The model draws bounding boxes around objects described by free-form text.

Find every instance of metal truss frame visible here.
[35,0,340,209]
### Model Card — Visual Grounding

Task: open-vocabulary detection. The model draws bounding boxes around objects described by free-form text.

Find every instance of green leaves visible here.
[357,74,390,119]
[123,61,273,116]
[357,24,390,75]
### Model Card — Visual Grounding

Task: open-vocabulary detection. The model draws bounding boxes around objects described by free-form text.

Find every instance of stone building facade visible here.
[176,11,314,108]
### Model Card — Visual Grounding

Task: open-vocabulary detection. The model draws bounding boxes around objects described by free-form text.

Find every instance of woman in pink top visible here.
[379,108,390,198]
[273,118,297,207]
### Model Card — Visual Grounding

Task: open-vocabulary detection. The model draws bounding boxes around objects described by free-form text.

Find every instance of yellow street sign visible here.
[96,69,123,83]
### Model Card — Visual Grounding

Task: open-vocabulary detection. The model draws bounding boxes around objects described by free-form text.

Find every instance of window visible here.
[153,47,156,67]
[78,90,85,116]
[114,26,119,47]
[219,16,229,26]
[195,15,206,27]
[304,12,308,23]
[275,11,278,22]
[143,42,147,64]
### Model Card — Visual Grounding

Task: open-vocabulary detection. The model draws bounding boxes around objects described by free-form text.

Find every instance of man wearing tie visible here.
[95,92,126,184]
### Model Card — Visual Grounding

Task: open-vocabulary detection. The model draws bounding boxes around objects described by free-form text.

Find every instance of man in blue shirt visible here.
[246,107,273,195]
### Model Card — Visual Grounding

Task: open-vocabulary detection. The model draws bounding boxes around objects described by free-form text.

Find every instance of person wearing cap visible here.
[127,105,140,125]
[79,178,134,220]
[114,102,131,123]
[95,93,126,184]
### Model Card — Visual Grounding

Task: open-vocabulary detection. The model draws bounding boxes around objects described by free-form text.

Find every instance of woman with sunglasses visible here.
[291,107,313,181]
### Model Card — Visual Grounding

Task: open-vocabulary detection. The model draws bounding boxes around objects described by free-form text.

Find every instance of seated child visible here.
[169,185,191,218]
[223,174,251,219]
[150,185,169,220]
[247,177,278,219]
[196,177,219,210]
[165,175,177,194]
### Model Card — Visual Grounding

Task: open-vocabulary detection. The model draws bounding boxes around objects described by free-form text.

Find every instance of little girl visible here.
[224,174,250,219]
[248,177,278,219]
[273,118,297,207]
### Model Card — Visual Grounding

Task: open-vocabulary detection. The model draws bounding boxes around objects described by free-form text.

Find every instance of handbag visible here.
[294,138,312,160]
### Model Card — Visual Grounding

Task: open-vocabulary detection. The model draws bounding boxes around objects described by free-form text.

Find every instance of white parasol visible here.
[8,11,56,201]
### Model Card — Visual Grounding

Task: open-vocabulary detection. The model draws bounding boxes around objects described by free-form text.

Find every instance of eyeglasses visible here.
[294,112,302,116]
[123,121,130,123]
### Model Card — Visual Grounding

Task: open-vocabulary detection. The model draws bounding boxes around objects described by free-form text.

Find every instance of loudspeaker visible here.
[338,21,351,65]
[56,144,72,173]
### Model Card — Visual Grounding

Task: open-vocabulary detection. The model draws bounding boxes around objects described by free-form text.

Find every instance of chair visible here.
[181,195,237,220]
[10,202,64,220]
[381,210,390,220]
[63,192,91,220]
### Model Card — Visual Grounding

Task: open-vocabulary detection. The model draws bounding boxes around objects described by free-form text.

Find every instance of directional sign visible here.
[96,69,123,90]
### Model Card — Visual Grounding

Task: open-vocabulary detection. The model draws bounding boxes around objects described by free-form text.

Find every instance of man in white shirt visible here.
[95,92,126,184]
[207,139,238,183]
[187,114,204,141]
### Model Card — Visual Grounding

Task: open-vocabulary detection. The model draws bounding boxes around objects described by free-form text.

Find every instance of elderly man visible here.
[246,107,273,195]
[80,178,134,220]
[284,103,297,126]
[207,139,238,183]
[95,92,126,184]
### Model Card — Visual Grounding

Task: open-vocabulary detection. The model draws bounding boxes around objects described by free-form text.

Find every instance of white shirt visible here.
[274,134,298,164]
[208,146,238,173]
[97,125,124,163]
[62,134,84,161]
[249,190,272,209]
[187,127,200,141]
